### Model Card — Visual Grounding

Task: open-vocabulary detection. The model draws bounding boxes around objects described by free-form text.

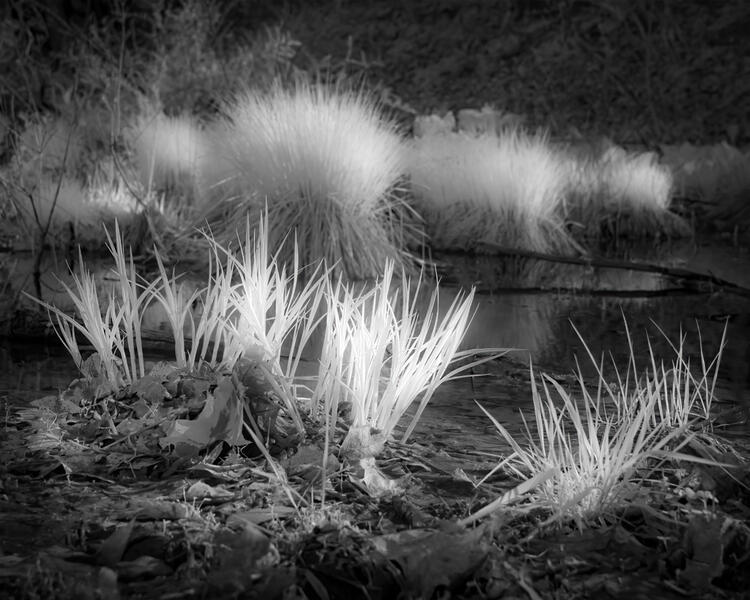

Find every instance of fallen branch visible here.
[474,242,750,298]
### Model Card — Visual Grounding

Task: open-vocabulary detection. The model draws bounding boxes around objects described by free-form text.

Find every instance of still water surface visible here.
[2,239,748,454]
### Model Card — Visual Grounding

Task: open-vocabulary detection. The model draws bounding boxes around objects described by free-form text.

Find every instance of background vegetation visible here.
[2,0,749,146]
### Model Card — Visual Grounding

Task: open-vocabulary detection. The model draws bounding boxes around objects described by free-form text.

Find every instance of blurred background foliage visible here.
[1,0,748,148]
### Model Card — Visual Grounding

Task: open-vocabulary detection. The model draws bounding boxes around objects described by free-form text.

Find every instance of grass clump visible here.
[200,83,421,279]
[407,129,575,254]
[132,112,206,199]
[34,222,156,388]
[564,143,691,240]
[604,320,725,430]
[481,321,726,526]
[311,263,501,459]
[1,1,306,261]
[149,242,239,374]
[34,212,494,461]
[219,220,329,433]
[407,128,690,255]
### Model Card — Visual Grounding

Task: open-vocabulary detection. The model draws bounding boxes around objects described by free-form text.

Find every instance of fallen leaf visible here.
[97,521,135,568]
[359,457,401,498]
[116,555,173,581]
[131,375,169,404]
[159,375,248,455]
[372,526,489,598]
[130,500,194,521]
[185,480,235,501]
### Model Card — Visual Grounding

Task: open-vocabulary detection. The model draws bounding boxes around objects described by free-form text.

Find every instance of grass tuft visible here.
[200,82,420,278]
[217,215,329,433]
[407,129,574,254]
[481,320,724,526]
[564,144,690,239]
[35,211,508,459]
[312,261,505,458]
[29,221,156,387]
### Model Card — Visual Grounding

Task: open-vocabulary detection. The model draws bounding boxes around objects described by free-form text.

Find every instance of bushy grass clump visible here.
[407,129,575,254]
[1,1,307,259]
[407,128,689,255]
[200,83,421,279]
[311,263,500,459]
[564,144,691,240]
[132,113,205,198]
[34,214,495,455]
[4,75,691,266]
[33,222,155,387]
[481,321,725,526]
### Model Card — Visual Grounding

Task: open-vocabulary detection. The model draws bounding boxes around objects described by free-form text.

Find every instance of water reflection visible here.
[435,248,750,408]
[440,289,557,360]
[3,240,748,417]
[0,342,78,401]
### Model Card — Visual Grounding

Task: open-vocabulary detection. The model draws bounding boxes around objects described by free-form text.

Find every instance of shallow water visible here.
[438,240,747,361]
[0,341,78,402]
[417,238,750,455]
[2,237,749,456]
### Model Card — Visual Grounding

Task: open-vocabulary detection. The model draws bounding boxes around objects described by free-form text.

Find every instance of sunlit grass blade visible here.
[651,320,726,424]
[313,261,507,458]
[479,363,680,526]
[220,214,329,433]
[482,316,727,527]
[48,307,83,371]
[458,467,558,527]
[149,240,244,373]
[150,251,200,370]
[187,240,243,370]
[104,221,155,383]
[393,279,505,443]
[28,252,124,386]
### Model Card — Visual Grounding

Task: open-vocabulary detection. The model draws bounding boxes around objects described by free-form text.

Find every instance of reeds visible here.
[407,129,690,254]
[149,243,240,372]
[7,85,693,263]
[218,218,329,433]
